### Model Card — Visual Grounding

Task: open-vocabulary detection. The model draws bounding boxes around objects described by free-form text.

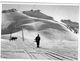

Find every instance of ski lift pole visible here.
[22,27,24,41]
[9,33,12,41]
[10,33,12,38]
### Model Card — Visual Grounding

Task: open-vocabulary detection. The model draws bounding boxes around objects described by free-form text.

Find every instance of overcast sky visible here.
[2,4,79,22]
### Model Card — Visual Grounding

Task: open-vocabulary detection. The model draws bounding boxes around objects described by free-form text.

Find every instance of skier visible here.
[34,34,40,48]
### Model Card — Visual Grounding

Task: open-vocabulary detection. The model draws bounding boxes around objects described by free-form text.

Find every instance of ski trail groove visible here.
[45,53,63,60]
[24,49,37,59]
[14,39,37,59]
[14,39,77,60]
[40,48,75,60]
[24,40,75,60]
[20,40,64,60]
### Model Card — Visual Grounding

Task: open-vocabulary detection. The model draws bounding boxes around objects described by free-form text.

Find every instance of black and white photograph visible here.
[1,3,79,60]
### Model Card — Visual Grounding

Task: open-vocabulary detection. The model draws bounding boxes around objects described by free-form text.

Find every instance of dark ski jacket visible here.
[35,36,40,42]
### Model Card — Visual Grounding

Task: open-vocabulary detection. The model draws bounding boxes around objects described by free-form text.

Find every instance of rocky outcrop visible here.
[2,8,17,13]
[61,19,79,34]
[23,9,53,20]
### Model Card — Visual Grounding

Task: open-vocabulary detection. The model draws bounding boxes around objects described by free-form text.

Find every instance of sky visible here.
[2,4,79,22]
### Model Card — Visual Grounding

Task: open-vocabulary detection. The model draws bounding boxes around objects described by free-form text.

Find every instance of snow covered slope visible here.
[61,19,79,34]
[1,9,78,59]
[2,9,78,40]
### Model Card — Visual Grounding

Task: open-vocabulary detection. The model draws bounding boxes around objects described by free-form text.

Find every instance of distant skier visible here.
[34,34,40,48]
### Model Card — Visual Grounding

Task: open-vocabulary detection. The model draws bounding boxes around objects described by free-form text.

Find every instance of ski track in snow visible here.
[1,37,77,60]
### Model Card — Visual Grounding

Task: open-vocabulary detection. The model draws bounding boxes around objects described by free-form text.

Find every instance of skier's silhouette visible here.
[35,34,40,48]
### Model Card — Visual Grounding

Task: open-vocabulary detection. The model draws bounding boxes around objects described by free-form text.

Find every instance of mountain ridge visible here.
[61,19,79,34]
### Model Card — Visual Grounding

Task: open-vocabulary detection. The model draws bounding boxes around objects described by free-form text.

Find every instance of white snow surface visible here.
[1,30,78,60]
